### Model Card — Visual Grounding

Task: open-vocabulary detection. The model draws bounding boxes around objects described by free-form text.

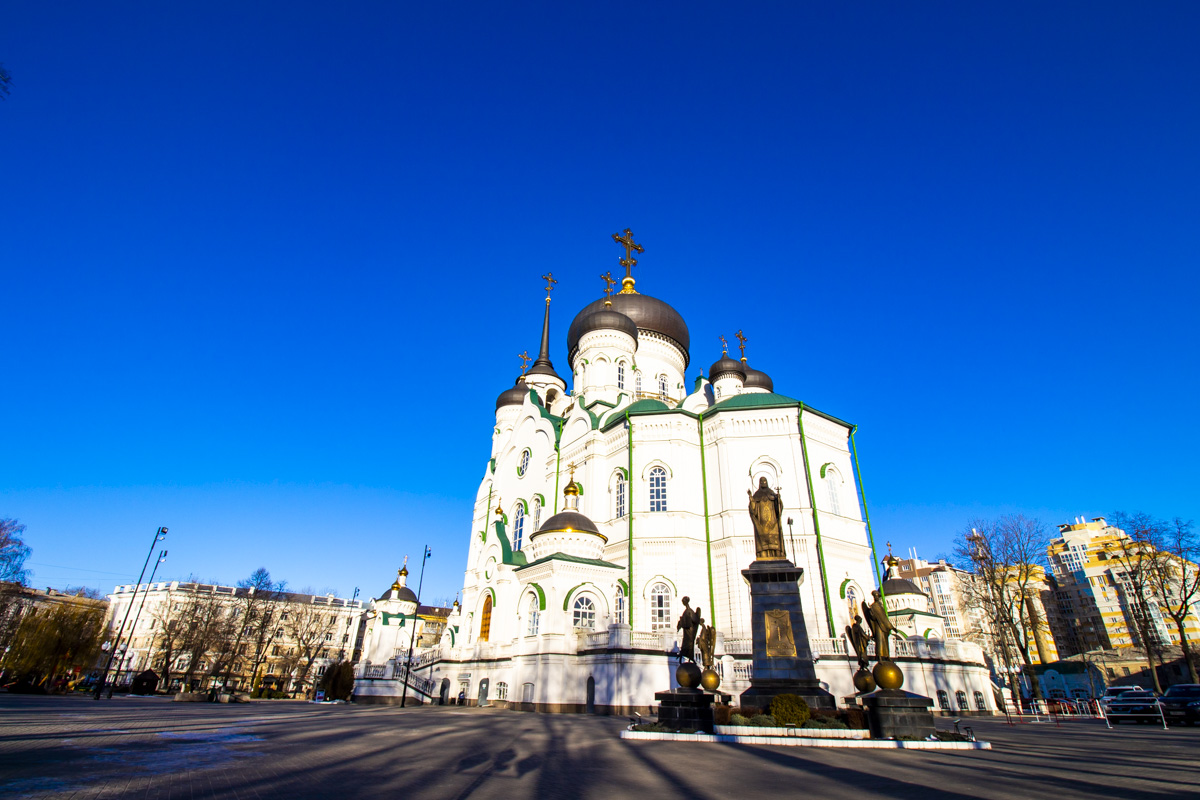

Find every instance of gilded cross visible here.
[568,461,577,480]
[735,330,747,359]
[542,272,557,302]
[600,271,617,297]
[719,334,728,354]
[518,351,531,375]
[611,228,644,291]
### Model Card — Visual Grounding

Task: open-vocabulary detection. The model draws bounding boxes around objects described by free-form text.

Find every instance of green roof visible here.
[514,552,624,571]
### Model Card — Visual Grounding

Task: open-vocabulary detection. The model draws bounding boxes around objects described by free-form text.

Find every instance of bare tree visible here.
[284,595,339,697]
[1104,512,1169,693]
[1132,515,1199,683]
[0,519,31,585]
[150,600,187,691]
[2,602,104,688]
[954,515,1051,703]
[213,568,286,690]
[175,589,233,690]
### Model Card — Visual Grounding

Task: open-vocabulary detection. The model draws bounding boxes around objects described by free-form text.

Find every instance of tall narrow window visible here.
[517,449,530,477]
[512,504,525,551]
[658,374,668,400]
[617,362,626,391]
[527,595,540,636]
[573,596,596,630]
[650,583,671,630]
[635,372,642,396]
[615,473,627,518]
[479,596,493,642]
[825,470,842,516]
[614,586,625,625]
[532,497,542,532]
[649,467,667,512]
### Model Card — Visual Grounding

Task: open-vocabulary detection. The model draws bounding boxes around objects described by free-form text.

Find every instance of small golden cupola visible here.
[525,463,606,561]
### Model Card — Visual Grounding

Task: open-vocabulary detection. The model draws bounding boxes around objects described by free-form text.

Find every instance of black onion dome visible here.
[495,378,528,411]
[568,293,690,365]
[709,353,746,381]
[574,307,638,344]
[743,364,774,392]
[532,510,603,538]
[377,585,418,603]
[881,577,926,597]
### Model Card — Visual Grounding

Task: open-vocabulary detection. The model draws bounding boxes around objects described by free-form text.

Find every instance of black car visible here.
[1106,690,1162,724]
[1159,684,1200,726]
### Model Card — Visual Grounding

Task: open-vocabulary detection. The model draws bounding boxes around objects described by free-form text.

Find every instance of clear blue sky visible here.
[3,2,1197,601]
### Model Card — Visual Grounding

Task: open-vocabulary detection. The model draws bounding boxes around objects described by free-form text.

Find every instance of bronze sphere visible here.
[853,668,876,694]
[700,668,721,692]
[872,660,904,691]
[676,662,702,689]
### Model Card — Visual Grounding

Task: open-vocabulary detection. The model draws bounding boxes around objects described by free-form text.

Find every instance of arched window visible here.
[937,689,950,710]
[846,586,858,616]
[517,449,530,477]
[635,371,642,396]
[532,497,542,532]
[974,690,986,710]
[617,362,626,391]
[615,473,627,518]
[825,470,842,516]
[526,594,540,636]
[512,504,525,551]
[650,583,671,630]
[479,596,493,643]
[614,586,625,625]
[573,596,596,630]
[956,690,969,710]
[649,467,668,512]
[658,374,668,400]
[715,386,722,399]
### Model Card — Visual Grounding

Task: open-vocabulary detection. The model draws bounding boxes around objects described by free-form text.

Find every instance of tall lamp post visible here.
[400,545,432,708]
[95,526,168,699]
[118,549,167,692]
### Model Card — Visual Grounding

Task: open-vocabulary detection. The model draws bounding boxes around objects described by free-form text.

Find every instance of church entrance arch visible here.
[478,678,490,707]
[586,676,595,714]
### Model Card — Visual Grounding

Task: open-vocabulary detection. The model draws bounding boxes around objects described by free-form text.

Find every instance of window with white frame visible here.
[825,469,842,516]
[573,595,596,630]
[650,583,671,630]
[635,371,642,395]
[517,448,530,477]
[532,497,542,532]
[658,374,668,400]
[496,681,509,700]
[615,473,627,518]
[617,361,626,391]
[527,594,540,636]
[649,467,668,512]
[513,504,525,551]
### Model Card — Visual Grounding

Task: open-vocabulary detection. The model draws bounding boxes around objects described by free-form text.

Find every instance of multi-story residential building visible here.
[104,580,365,694]
[891,555,978,641]
[1046,516,1199,657]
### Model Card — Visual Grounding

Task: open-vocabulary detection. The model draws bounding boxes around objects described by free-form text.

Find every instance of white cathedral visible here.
[355,232,996,714]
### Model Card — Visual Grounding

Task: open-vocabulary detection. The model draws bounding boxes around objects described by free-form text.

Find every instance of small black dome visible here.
[532,510,603,538]
[377,585,418,603]
[882,577,926,597]
[574,307,638,344]
[568,293,690,364]
[495,378,528,411]
[709,354,745,381]
[743,364,774,392]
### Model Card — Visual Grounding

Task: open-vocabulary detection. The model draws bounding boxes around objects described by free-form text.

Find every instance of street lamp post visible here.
[120,549,167,690]
[400,545,432,709]
[95,526,168,699]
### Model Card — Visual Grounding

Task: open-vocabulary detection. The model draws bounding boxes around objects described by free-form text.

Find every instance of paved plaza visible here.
[1,695,1197,799]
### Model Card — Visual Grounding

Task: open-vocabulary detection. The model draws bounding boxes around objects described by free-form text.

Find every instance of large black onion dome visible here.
[709,353,745,381]
[573,307,638,344]
[532,510,604,538]
[496,378,528,411]
[743,364,774,392]
[568,293,690,364]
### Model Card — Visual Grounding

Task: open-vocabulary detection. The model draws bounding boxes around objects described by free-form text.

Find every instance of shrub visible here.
[748,714,777,727]
[801,718,849,729]
[840,708,869,729]
[769,694,811,727]
[730,713,749,726]
[713,704,733,725]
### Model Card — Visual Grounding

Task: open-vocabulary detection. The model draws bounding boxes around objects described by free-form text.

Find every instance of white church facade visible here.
[355,232,997,714]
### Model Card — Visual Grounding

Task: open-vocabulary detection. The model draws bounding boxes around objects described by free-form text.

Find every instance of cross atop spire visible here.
[719,334,728,354]
[600,271,617,297]
[611,228,644,294]
[542,272,557,304]
[735,330,747,361]
[518,351,531,375]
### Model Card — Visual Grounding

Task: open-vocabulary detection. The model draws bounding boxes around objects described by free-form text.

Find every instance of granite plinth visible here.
[655,688,715,733]
[738,559,835,711]
[862,689,935,739]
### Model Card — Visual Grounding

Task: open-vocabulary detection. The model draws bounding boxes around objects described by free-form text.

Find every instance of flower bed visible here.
[714,725,868,739]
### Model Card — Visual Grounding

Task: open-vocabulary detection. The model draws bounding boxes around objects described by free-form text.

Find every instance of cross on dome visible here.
[611,228,644,294]
[518,351,531,375]
[736,330,747,360]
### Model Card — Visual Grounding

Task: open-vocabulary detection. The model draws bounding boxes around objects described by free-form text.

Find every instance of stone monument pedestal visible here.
[862,689,935,739]
[738,559,835,712]
[655,688,715,733]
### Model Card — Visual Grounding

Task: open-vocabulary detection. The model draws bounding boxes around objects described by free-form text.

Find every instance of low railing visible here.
[581,630,610,649]
[631,631,668,650]
[722,638,751,655]
[810,638,849,656]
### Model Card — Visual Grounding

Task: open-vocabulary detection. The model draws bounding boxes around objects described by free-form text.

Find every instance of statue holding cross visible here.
[611,228,644,294]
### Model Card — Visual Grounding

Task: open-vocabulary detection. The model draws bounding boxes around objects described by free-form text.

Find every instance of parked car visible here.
[1159,684,1200,726]
[1100,685,1141,711]
[1106,690,1162,724]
